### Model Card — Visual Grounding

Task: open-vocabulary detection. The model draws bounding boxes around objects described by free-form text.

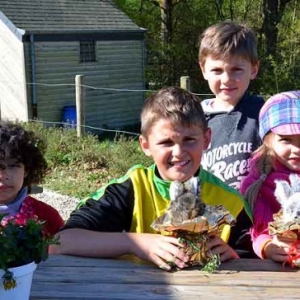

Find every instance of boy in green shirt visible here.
[50,86,251,271]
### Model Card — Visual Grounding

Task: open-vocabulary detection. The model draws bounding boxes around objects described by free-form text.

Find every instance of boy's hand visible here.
[263,236,289,262]
[127,233,189,271]
[206,235,239,261]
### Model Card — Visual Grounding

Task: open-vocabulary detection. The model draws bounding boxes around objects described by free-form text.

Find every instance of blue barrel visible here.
[62,105,76,128]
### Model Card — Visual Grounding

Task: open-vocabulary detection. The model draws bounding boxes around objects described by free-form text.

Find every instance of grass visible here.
[24,122,153,199]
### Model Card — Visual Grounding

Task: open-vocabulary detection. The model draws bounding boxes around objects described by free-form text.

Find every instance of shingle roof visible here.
[0,0,142,33]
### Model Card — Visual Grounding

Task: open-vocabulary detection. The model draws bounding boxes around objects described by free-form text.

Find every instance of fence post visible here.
[180,76,191,92]
[75,75,85,137]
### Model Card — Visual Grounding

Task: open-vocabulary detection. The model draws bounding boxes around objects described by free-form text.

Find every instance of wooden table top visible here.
[30,255,300,300]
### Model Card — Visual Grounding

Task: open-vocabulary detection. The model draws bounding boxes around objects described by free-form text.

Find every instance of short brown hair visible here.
[199,20,258,67]
[141,86,207,136]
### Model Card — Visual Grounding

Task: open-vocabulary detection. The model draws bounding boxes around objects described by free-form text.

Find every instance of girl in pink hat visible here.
[240,90,300,262]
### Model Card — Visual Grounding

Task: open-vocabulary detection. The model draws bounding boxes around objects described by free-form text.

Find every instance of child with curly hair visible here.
[0,121,64,235]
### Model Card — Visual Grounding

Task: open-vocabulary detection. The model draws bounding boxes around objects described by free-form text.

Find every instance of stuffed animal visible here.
[165,177,205,224]
[274,174,300,223]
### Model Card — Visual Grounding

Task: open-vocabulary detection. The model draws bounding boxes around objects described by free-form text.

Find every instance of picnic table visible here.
[31,254,299,299]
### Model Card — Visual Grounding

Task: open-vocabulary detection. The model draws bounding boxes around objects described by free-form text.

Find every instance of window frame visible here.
[79,40,97,63]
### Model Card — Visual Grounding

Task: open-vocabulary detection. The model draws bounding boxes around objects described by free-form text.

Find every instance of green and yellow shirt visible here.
[64,164,252,254]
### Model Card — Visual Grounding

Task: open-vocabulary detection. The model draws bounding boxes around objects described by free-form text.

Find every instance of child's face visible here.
[270,133,300,172]
[0,157,25,205]
[200,55,258,108]
[139,119,211,182]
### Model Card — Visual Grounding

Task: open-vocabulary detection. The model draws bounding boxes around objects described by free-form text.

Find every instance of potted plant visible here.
[0,214,59,299]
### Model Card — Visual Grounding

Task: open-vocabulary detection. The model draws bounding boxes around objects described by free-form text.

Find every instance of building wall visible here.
[0,20,28,121]
[25,39,145,130]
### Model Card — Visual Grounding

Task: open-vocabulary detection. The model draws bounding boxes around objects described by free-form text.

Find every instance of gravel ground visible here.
[32,188,80,221]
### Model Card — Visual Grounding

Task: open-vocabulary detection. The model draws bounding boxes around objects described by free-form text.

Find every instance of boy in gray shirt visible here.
[199,21,264,191]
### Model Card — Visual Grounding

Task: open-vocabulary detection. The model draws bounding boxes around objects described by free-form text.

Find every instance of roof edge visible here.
[22,29,147,42]
[0,10,24,41]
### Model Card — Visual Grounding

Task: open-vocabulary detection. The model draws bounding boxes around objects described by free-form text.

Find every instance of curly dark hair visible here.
[0,121,47,188]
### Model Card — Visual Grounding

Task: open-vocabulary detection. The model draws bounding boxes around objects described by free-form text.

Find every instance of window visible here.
[80,41,96,63]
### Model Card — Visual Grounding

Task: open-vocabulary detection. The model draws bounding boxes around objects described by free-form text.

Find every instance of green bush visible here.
[24,122,153,198]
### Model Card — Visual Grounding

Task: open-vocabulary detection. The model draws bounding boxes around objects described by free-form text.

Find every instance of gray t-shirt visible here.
[201,92,265,190]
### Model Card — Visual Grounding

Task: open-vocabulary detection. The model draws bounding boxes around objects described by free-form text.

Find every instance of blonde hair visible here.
[245,133,276,212]
[199,20,258,68]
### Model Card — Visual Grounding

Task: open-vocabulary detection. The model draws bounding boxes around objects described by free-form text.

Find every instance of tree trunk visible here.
[160,0,173,45]
[262,0,292,58]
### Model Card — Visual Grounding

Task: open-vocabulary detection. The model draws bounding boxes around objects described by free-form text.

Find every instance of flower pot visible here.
[0,262,37,300]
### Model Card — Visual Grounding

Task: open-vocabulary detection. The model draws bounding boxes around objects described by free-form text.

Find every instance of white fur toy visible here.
[166,177,205,224]
[274,174,300,223]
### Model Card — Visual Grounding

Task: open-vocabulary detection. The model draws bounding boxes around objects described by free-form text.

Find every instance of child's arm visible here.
[49,229,189,271]
[64,182,135,233]
[250,192,281,258]
[251,230,272,258]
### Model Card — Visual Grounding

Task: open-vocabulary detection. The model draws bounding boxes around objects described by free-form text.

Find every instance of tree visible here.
[114,0,300,94]
[261,0,292,57]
